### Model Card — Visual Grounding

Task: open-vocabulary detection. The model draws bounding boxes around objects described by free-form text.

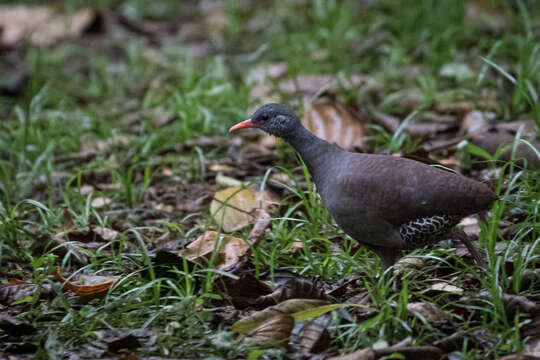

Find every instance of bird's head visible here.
[229,103,300,138]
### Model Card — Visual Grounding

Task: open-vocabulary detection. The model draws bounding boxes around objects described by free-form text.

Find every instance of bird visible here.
[229,103,497,267]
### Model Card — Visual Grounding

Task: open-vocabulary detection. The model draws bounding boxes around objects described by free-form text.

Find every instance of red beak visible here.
[229,119,258,132]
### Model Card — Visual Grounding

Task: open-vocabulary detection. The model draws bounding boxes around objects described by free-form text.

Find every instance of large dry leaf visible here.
[181,230,249,269]
[0,6,95,47]
[210,186,277,233]
[243,314,294,346]
[303,101,365,149]
[298,320,331,356]
[54,267,116,297]
[232,299,329,334]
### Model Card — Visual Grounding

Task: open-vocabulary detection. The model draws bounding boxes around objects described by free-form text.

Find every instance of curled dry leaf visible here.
[210,186,277,233]
[298,320,331,355]
[54,267,116,297]
[303,100,365,150]
[0,6,96,47]
[232,298,329,334]
[181,230,249,269]
[243,314,295,347]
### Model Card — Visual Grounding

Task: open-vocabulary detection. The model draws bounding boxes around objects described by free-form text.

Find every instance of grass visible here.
[1,0,540,359]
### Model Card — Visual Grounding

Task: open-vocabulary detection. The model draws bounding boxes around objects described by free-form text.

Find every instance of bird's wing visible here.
[329,154,495,226]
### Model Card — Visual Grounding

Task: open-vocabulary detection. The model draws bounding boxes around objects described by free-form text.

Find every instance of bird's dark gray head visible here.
[229,103,300,138]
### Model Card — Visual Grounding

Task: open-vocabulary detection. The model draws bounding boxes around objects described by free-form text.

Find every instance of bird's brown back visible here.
[321,153,496,226]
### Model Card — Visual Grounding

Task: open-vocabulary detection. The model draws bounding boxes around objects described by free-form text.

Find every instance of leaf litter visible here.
[2,1,540,359]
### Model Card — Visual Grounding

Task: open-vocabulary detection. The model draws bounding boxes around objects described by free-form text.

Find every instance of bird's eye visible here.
[261,114,269,121]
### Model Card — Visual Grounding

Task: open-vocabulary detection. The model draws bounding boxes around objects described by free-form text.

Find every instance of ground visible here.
[0,1,540,359]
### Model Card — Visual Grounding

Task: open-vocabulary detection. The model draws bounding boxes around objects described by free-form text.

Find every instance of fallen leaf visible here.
[303,100,365,150]
[243,314,294,346]
[232,299,329,334]
[469,130,540,168]
[91,197,111,208]
[298,319,331,355]
[215,173,244,187]
[209,164,233,172]
[210,186,277,233]
[181,231,249,269]
[0,6,96,47]
[0,315,36,337]
[461,110,494,135]
[54,267,116,297]
[425,282,463,295]
[396,257,426,269]
[247,209,272,248]
[83,328,157,359]
[91,226,119,242]
[407,302,447,322]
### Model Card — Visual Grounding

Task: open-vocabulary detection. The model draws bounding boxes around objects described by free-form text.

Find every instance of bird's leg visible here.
[450,228,487,268]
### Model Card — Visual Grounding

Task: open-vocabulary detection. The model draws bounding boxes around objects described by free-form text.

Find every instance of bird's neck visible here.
[282,125,338,188]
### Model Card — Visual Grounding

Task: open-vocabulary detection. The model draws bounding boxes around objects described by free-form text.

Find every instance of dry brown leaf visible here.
[299,320,331,356]
[461,110,494,135]
[232,299,329,334]
[181,231,249,269]
[407,302,447,322]
[303,101,365,149]
[426,282,463,295]
[469,131,540,168]
[91,197,111,208]
[396,257,426,269]
[0,6,96,47]
[54,267,115,297]
[247,209,272,248]
[244,314,294,346]
[210,186,277,233]
[91,226,119,242]
[215,173,244,187]
[209,164,233,172]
